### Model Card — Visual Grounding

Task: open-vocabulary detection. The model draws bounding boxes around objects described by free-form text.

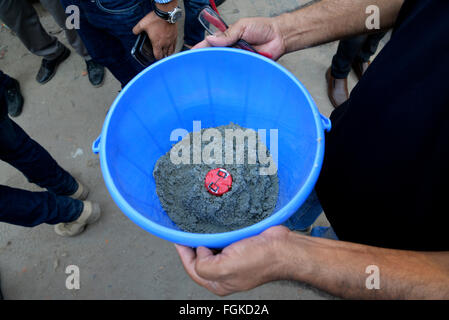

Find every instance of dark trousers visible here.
[60,0,150,87]
[0,0,89,61]
[183,0,209,47]
[59,0,207,86]
[331,32,387,79]
[0,71,82,227]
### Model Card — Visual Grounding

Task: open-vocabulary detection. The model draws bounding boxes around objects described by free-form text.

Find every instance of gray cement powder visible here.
[153,123,279,234]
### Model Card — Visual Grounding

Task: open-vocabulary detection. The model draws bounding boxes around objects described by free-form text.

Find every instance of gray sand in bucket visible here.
[153,123,279,234]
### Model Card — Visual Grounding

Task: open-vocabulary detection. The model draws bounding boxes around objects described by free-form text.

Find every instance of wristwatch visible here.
[151,0,183,24]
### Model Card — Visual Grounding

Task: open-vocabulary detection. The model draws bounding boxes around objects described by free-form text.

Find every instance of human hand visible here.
[175,226,291,296]
[132,11,177,60]
[192,17,286,60]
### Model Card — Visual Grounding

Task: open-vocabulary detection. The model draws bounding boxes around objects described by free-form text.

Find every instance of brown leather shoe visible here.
[352,60,370,81]
[326,67,349,108]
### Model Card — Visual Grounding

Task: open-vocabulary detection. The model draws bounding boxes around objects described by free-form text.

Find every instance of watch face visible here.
[170,8,183,23]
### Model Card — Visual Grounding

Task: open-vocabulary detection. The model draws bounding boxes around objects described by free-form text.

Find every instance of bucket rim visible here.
[97,47,328,248]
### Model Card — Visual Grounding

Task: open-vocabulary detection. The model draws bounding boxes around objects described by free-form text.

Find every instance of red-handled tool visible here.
[209,0,219,14]
[198,6,273,59]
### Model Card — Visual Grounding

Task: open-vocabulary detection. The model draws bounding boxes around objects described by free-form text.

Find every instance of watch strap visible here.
[152,0,170,20]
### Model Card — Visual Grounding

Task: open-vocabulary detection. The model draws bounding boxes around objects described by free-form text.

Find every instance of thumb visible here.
[132,21,143,35]
[196,246,215,260]
[195,246,223,280]
[206,25,243,47]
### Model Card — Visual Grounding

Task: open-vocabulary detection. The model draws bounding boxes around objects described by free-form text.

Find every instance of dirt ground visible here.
[0,0,387,299]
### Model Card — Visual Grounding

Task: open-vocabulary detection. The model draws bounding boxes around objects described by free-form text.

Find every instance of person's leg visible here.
[351,32,388,80]
[310,226,339,240]
[183,0,209,48]
[0,185,82,227]
[97,0,152,83]
[40,0,90,59]
[283,189,323,232]
[357,32,387,63]
[352,32,387,79]
[0,71,10,98]
[0,82,80,197]
[0,0,65,60]
[283,189,339,240]
[0,181,100,235]
[39,0,105,87]
[0,77,86,228]
[326,36,367,108]
[0,0,71,83]
[331,35,367,79]
[0,71,10,97]
[0,103,100,233]
[59,0,147,86]
[0,116,79,196]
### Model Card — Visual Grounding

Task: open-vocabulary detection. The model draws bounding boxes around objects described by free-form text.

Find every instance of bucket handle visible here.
[320,114,332,132]
[92,135,101,154]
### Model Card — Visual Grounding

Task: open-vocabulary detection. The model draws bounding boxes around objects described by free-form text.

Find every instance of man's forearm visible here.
[275,0,404,53]
[280,232,449,299]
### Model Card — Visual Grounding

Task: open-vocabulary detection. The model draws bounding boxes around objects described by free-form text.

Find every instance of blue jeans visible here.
[183,0,209,47]
[0,71,83,227]
[60,0,150,86]
[284,189,339,240]
[60,0,208,86]
[283,189,323,231]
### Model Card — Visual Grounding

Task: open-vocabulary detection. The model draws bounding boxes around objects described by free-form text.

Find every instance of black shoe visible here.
[5,78,24,117]
[36,46,71,84]
[86,59,105,87]
[213,0,226,7]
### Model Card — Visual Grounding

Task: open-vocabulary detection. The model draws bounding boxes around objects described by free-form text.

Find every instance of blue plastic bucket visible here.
[93,48,331,248]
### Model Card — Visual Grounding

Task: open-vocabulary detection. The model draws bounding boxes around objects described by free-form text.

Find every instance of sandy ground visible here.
[0,0,387,299]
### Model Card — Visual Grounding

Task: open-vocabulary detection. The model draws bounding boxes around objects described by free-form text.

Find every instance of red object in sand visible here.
[205,168,232,196]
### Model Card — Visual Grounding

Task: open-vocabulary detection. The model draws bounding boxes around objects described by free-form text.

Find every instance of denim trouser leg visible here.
[0,113,78,196]
[310,226,339,240]
[0,72,83,227]
[0,71,10,95]
[283,189,323,231]
[331,32,387,79]
[183,0,209,47]
[283,189,339,240]
[331,36,367,79]
[0,185,82,227]
[60,0,151,86]
[357,32,387,63]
